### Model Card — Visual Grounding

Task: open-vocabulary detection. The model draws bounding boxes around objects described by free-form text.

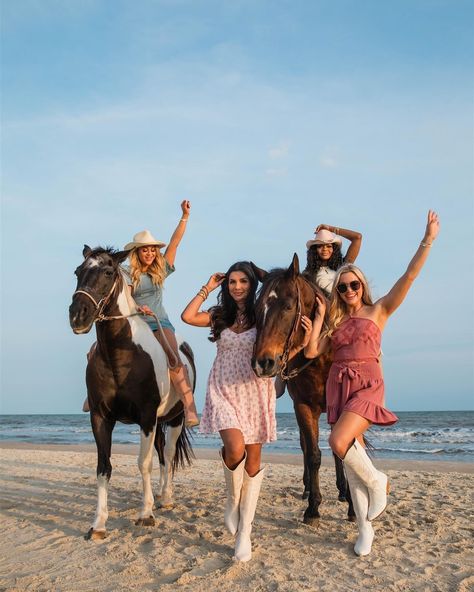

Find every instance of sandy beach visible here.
[1,443,473,592]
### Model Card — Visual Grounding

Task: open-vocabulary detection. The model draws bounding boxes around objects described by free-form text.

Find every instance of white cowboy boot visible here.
[234,468,265,562]
[221,450,246,535]
[343,440,388,521]
[345,465,374,556]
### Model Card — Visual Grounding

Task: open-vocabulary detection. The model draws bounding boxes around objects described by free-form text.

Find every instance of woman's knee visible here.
[224,446,245,469]
[244,445,262,477]
[328,432,350,459]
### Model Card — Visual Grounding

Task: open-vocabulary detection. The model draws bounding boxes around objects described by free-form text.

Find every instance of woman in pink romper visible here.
[302,211,440,557]
[181,261,276,563]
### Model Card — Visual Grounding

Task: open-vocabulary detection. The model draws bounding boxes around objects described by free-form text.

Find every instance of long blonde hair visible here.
[128,247,167,289]
[322,264,374,339]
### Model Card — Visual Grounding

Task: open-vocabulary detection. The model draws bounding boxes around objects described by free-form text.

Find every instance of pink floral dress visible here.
[200,327,277,444]
[326,317,398,426]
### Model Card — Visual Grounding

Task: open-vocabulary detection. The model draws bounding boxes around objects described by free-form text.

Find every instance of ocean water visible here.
[0,411,472,462]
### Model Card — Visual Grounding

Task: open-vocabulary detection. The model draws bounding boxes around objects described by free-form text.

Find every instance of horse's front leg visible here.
[333,454,356,521]
[136,427,157,526]
[88,414,115,540]
[158,420,183,510]
[294,403,322,526]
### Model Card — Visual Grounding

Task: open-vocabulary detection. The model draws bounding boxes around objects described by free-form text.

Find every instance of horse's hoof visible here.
[347,514,356,523]
[157,501,174,510]
[338,494,347,502]
[303,514,320,527]
[135,516,155,527]
[302,490,309,500]
[85,528,107,540]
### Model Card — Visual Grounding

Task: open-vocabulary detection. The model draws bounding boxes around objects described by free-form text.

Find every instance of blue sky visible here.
[1,0,473,414]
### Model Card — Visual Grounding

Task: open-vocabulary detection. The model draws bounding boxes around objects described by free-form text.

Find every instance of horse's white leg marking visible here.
[160,424,183,508]
[137,429,156,520]
[157,460,165,498]
[92,474,109,532]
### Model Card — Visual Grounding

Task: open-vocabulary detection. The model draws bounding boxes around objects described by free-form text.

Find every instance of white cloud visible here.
[265,167,288,177]
[320,156,338,168]
[268,140,290,160]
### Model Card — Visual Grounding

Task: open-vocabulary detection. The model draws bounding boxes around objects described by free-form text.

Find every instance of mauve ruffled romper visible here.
[326,317,398,426]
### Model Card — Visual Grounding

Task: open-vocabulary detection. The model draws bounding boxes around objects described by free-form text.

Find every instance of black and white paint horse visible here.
[69,246,194,539]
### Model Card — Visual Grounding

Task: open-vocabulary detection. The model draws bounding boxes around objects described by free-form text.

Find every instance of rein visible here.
[73,272,178,368]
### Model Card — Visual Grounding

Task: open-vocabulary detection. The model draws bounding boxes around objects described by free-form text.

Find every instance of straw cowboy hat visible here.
[123,230,166,251]
[306,229,342,249]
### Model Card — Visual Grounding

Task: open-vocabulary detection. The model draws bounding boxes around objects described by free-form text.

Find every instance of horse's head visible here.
[252,253,317,377]
[69,245,129,334]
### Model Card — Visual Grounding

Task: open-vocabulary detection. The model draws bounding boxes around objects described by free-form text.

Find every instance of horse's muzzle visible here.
[69,299,94,334]
[252,355,280,378]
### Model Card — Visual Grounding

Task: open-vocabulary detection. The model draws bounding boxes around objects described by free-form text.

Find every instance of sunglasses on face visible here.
[336,280,361,294]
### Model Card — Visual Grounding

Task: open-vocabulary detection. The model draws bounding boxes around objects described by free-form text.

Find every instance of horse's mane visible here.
[87,246,119,258]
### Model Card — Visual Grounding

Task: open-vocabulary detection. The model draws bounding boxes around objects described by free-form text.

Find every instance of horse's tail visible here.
[172,425,195,474]
[155,415,195,474]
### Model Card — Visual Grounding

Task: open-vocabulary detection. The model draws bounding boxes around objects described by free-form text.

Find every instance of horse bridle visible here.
[73,275,136,323]
[278,278,315,381]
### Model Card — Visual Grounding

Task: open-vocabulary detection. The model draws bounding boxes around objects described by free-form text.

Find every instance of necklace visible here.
[235,310,246,326]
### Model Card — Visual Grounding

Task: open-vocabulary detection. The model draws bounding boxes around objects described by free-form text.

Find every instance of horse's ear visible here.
[113,250,131,265]
[289,253,300,278]
[250,262,268,282]
[83,245,92,258]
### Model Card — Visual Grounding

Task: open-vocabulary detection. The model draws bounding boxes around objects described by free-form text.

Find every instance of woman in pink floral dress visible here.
[303,211,440,557]
[181,261,276,563]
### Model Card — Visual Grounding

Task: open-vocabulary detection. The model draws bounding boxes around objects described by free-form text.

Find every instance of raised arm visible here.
[181,273,226,327]
[316,223,362,263]
[376,210,440,322]
[303,294,331,358]
[164,200,191,267]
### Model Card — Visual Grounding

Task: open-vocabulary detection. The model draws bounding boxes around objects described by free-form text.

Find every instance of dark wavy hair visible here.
[208,261,259,342]
[304,244,344,274]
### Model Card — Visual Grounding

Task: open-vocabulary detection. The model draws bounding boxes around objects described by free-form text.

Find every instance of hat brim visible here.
[306,238,342,249]
[124,240,167,251]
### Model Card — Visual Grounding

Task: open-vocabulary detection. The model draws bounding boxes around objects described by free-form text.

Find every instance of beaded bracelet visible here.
[180,218,188,222]
[420,241,432,248]
[197,290,208,300]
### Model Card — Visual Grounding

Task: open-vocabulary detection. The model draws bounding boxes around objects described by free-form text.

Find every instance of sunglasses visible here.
[336,280,361,294]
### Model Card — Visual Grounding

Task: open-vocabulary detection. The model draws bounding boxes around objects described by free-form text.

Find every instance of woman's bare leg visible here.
[328,411,372,459]
[220,429,262,476]
[156,327,199,427]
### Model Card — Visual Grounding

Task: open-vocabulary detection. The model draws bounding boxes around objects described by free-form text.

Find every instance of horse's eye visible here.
[104,270,113,277]
[285,303,293,311]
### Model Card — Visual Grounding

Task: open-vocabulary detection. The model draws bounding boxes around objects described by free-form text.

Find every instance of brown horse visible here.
[251,254,354,525]
[69,246,194,539]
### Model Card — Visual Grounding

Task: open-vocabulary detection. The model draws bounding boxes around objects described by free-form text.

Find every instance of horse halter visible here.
[279,278,315,381]
[278,281,302,380]
[73,276,129,323]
